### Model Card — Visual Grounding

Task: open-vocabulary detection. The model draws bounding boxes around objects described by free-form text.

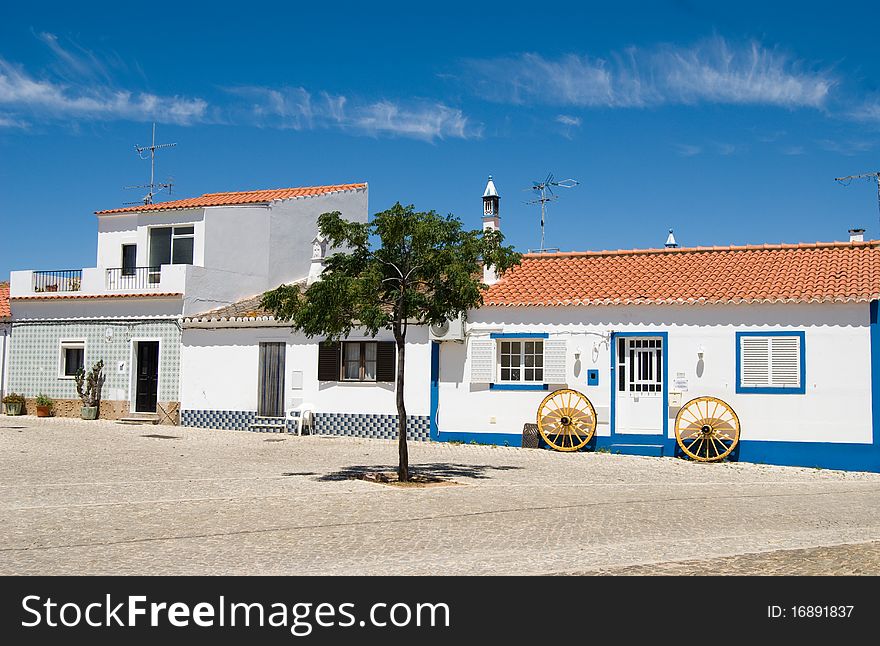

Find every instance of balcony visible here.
[105,266,162,291]
[32,270,82,293]
[11,264,188,299]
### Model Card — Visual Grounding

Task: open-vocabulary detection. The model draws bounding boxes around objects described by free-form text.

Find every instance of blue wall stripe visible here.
[430,341,440,440]
[489,383,548,391]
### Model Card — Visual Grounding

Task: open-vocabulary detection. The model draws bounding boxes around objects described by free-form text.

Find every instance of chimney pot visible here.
[849,228,865,243]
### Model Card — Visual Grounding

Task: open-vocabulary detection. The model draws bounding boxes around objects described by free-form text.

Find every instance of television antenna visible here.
[835,171,880,225]
[124,122,176,205]
[526,173,579,251]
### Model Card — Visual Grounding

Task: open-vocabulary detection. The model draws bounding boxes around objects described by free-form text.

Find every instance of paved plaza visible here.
[1,416,879,575]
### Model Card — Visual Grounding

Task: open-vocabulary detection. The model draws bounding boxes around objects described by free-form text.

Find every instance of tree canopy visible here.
[261,202,521,480]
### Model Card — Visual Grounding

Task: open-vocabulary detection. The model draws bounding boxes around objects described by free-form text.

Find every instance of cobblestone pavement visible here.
[1,416,879,575]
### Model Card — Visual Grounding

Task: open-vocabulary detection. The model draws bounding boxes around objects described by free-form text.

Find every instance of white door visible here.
[615,336,664,435]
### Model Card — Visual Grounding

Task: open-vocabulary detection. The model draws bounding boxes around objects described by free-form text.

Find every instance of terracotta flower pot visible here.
[36,405,52,417]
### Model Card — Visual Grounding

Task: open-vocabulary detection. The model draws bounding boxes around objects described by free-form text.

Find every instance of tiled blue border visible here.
[314,412,431,441]
[182,409,431,441]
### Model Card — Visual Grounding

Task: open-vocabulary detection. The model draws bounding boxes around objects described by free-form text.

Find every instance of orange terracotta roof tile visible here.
[484,240,880,307]
[10,293,182,301]
[0,282,9,319]
[96,183,367,215]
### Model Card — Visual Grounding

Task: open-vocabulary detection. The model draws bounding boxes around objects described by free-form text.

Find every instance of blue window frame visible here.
[735,331,806,394]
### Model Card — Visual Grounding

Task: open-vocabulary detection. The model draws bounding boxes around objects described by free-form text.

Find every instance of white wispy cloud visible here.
[228,86,478,141]
[0,33,478,141]
[465,37,835,110]
[781,145,805,155]
[0,57,208,126]
[555,114,582,127]
[675,143,702,156]
[849,100,880,123]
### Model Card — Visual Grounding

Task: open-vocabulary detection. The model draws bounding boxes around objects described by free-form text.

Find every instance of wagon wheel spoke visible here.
[675,397,740,462]
[537,389,596,451]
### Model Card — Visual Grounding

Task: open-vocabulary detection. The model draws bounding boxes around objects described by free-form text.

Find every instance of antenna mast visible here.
[834,171,880,227]
[526,173,579,251]
[125,123,176,205]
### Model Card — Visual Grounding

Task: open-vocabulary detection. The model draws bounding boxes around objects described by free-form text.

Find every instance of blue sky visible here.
[2,0,880,277]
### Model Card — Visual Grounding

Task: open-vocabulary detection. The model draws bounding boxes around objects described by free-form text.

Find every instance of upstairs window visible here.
[121,244,137,276]
[737,332,805,394]
[59,341,85,378]
[149,226,194,267]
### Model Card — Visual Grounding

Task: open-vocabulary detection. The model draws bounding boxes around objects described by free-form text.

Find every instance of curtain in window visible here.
[344,343,361,380]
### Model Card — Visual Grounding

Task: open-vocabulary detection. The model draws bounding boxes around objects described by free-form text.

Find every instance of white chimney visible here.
[482,175,501,285]
[664,229,678,248]
[308,234,328,285]
[849,228,865,243]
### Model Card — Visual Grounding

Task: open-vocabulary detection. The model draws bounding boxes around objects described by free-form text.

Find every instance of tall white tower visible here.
[482,175,501,285]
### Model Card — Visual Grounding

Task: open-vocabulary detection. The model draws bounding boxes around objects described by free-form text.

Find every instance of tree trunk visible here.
[394,323,409,482]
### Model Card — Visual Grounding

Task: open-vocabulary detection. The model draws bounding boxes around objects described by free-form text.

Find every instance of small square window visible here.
[60,342,85,378]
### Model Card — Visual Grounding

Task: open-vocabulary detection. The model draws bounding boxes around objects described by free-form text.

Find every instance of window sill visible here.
[736,386,805,395]
[489,383,549,391]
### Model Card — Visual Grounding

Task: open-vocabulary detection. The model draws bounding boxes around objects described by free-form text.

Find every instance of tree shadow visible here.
[316,462,523,482]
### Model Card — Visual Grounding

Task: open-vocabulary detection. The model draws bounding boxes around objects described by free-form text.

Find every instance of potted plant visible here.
[35,394,53,417]
[74,360,105,420]
[2,393,25,416]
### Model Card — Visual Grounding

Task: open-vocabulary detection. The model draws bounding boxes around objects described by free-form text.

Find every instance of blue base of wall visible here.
[435,430,880,472]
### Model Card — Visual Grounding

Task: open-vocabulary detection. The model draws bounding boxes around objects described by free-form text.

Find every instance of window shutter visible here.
[317,342,340,381]
[770,337,800,387]
[740,337,770,387]
[543,338,567,384]
[469,338,495,383]
[376,342,396,382]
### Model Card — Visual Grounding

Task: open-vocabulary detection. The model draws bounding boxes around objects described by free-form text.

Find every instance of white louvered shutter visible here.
[740,335,801,388]
[740,337,770,387]
[770,336,800,387]
[469,338,495,383]
[543,339,568,384]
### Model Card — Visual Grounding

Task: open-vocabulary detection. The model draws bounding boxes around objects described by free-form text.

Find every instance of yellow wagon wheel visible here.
[537,389,597,452]
[674,396,741,462]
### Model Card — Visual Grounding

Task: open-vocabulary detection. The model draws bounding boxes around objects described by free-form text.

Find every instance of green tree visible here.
[262,203,521,481]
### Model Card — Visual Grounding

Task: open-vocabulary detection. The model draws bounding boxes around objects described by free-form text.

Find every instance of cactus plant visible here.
[75,360,105,418]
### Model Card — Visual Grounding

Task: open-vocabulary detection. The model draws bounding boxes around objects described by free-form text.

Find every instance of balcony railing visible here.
[32,269,82,293]
[106,266,162,290]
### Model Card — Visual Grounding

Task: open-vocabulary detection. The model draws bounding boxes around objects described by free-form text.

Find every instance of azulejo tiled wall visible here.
[181,409,431,441]
[9,319,181,402]
[181,409,257,431]
[313,412,431,441]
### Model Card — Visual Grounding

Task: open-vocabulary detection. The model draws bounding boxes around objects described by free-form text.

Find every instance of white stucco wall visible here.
[10,297,184,321]
[97,209,207,269]
[437,302,873,445]
[180,324,430,417]
[266,186,369,287]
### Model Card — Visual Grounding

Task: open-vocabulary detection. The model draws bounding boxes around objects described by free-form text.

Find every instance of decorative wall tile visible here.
[181,409,431,441]
[9,320,181,401]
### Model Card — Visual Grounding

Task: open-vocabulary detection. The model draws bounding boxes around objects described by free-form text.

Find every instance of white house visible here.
[174,177,880,472]
[6,183,368,421]
[433,216,880,471]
